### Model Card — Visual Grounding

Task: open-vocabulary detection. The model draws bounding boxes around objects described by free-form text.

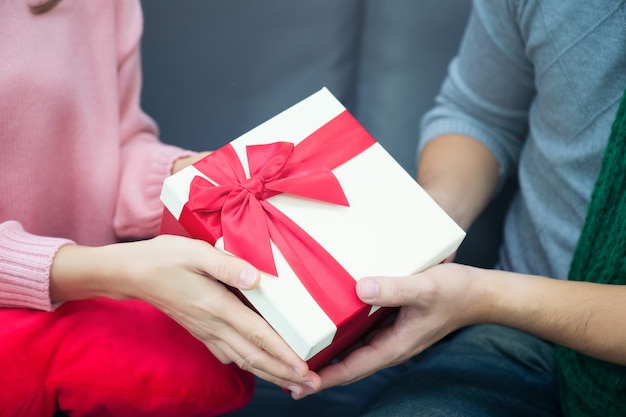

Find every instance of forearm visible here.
[417,134,499,230]
[474,267,626,365]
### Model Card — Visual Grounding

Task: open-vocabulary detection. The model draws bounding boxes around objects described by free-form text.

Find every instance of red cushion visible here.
[0,298,254,417]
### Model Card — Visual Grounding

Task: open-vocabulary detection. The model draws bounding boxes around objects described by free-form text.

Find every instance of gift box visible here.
[159,88,465,370]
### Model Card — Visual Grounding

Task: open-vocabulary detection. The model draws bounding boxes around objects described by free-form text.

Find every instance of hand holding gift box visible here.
[160,88,465,370]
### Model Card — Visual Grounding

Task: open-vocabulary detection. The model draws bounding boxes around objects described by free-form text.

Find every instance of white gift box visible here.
[159,88,465,369]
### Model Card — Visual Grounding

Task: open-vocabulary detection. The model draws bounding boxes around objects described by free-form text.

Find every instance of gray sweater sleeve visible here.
[419,0,535,187]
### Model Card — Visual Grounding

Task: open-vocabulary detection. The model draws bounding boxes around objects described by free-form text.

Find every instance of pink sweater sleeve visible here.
[0,1,191,311]
[0,221,73,311]
[112,0,192,240]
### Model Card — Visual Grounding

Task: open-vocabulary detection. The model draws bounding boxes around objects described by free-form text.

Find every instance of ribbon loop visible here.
[247,141,294,179]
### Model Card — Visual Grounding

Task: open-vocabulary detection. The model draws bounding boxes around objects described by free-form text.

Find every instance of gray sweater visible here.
[420,0,626,279]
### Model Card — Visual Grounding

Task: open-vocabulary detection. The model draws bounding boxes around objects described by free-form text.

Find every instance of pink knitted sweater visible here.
[0,1,190,311]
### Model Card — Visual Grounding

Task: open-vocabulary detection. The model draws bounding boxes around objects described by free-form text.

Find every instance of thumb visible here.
[356,276,413,307]
[234,265,261,290]
[201,246,260,290]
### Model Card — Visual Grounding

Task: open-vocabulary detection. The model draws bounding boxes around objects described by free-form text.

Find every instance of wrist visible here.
[462,266,505,325]
[49,244,133,303]
[467,268,537,329]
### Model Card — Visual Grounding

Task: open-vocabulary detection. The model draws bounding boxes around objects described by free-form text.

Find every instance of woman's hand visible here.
[50,235,320,395]
[171,151,210,174]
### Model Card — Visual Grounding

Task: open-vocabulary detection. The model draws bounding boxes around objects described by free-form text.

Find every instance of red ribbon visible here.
[179,110,375,326]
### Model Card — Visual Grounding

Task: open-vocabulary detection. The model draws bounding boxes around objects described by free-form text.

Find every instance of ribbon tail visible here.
[222,193,278,276]
[262,201,364,325]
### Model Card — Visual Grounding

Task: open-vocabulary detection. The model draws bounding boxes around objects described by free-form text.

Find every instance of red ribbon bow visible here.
[179,110,375,325]
[187,140,350,276]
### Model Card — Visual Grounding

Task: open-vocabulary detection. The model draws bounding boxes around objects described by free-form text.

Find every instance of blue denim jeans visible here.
[226,324,561,417]
[224,360,409,417]
[359,324,561,416]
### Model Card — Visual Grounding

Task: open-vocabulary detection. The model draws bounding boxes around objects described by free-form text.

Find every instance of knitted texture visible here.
[555,88,626,416]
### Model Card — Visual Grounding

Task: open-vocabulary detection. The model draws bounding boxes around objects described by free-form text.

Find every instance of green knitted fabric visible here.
[555,88,626,417]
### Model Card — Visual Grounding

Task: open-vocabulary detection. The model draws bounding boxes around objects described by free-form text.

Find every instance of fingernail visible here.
[287,385,302,396]
[358,278,379,301]
[238,268,257,289]
[304,380,316,391]
[292,366,304,377]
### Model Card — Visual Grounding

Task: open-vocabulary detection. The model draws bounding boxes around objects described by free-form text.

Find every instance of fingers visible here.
[214,337,320,395]
[128,235,320,392]
[442,252,457,263]
[196,287,320,390]
[204,340,231,364]
[150,236,321,390]
[171,151,211,174]
[292,328,403,400]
